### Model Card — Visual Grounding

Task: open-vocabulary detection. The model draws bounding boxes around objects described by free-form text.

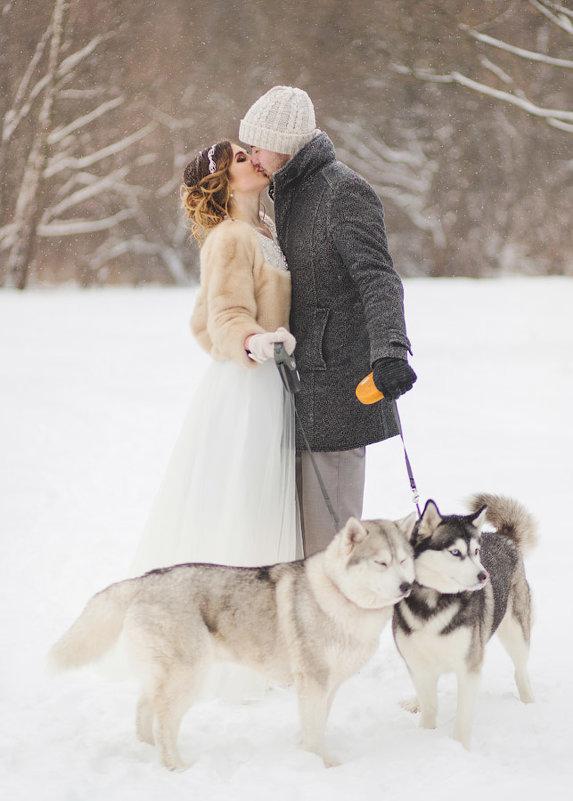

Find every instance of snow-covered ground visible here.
[1,278,572,800]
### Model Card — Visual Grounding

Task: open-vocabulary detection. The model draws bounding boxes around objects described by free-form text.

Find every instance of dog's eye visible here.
[474,547,480,556]
[449,549,462,558]
[375,561,388,568]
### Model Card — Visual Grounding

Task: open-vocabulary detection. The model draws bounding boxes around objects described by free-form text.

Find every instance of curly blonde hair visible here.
[180,141,234,243]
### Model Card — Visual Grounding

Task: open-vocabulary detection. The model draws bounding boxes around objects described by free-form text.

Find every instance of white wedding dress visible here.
[125,229,302,702]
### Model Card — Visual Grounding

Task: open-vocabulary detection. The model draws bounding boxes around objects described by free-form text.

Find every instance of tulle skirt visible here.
[130,358,301,574]
[125,358,301,702]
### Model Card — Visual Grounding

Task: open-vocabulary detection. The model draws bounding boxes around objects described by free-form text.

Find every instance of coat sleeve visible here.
[201,224,266,367]
[329,174,412,364]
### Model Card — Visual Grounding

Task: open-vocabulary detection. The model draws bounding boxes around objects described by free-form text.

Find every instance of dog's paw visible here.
[400,696,420,714]
[323,753,341,768]
[518,687,535,704]
[303,743,340,767]
[163,758,190,772]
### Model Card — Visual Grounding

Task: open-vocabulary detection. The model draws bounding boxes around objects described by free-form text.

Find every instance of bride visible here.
[130,140,301,585]
[125,141,302,702]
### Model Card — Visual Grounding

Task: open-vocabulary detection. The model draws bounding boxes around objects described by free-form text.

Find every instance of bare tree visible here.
[393,1,573,133]
[2,0,570,283]
[2,0,71,288]
[82,107,197,287]
[0,0,165,289]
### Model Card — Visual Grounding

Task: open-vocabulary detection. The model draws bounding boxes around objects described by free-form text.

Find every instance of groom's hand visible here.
[372,357,417,400]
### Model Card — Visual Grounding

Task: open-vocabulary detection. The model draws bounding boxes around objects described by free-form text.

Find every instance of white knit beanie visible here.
[239,86,317,155]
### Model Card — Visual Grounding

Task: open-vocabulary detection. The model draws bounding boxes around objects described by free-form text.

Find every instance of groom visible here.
[239,86,416,557]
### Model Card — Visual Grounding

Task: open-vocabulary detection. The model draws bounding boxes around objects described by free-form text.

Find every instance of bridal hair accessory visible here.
[207,144,217,174]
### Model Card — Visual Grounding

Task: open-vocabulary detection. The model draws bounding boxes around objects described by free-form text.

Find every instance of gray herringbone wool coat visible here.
[273,132,412,451]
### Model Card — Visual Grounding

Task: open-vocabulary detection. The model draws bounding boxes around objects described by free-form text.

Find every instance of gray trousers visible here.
[296,447,366,557]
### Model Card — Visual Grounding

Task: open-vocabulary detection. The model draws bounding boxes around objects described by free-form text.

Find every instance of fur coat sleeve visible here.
[190,219,291,369]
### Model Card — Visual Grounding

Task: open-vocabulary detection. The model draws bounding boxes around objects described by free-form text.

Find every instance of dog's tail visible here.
[468,493,538,554]
[49,578,140,671]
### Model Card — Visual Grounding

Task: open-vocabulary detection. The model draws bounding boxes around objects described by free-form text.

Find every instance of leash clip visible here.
[274,343,301,395]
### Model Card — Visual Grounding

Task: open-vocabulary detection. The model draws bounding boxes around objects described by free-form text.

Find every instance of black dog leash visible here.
[274,344,341,532]
[390,400,421,517]
[356,368,421,517]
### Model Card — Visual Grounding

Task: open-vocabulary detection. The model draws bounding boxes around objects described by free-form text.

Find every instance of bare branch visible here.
[394,64,573,124]
[57,88,107,100]
[530,0,573,34]
[40,167,135,222]
[90,237,192,285]
[389,64,452,84]
[0,13,103,145]
[547,118,573,132]
[479,56,517,87]
[37,208,135,236]
[449,70,573,121]
[548,2,573,22]
[56,32,114,78]
[462,24,573,68]
[47,95,124,145]
[0,221,16,248]
[2,25,51,143]
[149,105,195,131]
[44,121,157,176]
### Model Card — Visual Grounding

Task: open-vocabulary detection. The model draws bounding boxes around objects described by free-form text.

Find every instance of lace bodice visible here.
[255,220,289,273]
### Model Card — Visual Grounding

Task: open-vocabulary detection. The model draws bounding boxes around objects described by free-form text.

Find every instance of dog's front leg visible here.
[136,694,155,745]
[409,668,439,730]
[296,674,339,767]
[454,669,481,749]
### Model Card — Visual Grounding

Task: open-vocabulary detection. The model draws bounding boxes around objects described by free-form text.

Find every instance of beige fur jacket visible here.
[191,219,292,368]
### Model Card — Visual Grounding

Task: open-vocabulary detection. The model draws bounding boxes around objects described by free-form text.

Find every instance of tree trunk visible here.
[6,0,70,289]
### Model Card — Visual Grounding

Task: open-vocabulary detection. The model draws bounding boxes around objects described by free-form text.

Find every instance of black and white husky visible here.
[393,493,537,748]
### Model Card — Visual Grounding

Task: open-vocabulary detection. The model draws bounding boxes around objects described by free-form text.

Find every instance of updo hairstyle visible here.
[181,140,234,243]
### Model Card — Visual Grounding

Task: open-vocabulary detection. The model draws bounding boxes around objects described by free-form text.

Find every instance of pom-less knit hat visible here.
[239,86,317,155]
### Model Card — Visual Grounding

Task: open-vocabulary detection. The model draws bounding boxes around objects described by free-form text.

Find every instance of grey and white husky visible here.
[50,515,415,770]
[392,493,537,749]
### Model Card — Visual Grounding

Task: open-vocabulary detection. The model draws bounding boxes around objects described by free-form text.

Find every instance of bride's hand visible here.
[246,327,296,362]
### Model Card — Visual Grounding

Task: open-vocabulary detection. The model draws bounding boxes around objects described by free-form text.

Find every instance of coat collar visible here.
[273,131,336,193]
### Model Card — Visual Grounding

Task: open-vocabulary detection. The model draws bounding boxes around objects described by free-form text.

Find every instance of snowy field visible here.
[1,277,572,800]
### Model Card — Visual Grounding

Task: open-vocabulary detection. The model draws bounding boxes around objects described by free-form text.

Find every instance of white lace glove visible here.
[246,327,296,363]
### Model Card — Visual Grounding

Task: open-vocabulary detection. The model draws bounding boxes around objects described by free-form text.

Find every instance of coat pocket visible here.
[301,307,329,371]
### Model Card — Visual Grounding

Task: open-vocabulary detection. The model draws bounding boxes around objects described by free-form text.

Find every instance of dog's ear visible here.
[417,499,442,540]
[396,511,418,541]
[470,505,488,532]
[340,517,368,551]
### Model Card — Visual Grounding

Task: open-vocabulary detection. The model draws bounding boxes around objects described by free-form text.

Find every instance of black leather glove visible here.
[372,357,417,400]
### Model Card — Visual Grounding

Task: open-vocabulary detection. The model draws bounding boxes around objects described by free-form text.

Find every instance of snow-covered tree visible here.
[2,0,570,282]
[2,0,71,288]
[394,1,573,134]
[0,0,188,289]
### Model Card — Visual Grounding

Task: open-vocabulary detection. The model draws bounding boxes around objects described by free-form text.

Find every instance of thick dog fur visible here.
[393,493,537,748]
[50,515,416,770]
